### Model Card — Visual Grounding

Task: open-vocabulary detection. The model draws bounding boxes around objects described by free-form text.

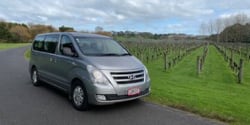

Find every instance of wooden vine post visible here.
[163,52,167,71]
[146,55,149,64]
[230,49,233,68]
[197,56,201,75]
[238,59,243,84]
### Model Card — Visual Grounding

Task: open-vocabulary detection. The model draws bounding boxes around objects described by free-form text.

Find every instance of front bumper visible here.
[86,68,151,105]
[92,88,150,105]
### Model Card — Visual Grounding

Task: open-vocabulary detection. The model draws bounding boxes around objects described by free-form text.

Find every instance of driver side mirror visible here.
[62,46,77,57]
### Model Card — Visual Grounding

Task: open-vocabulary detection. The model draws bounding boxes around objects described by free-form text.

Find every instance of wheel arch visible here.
[69,77,88,100]
[30,65,37,74]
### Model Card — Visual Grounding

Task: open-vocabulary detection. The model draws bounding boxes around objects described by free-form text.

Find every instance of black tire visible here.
[71,80,89,111]
[31,68,41,86]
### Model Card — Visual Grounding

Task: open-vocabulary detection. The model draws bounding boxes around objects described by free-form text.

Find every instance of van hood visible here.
[85,56,144,70]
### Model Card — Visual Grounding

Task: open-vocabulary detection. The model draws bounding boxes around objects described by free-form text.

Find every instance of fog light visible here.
[96,95,106,101]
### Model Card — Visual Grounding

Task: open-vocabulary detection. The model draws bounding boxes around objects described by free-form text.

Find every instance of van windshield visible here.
[75,37,130,56]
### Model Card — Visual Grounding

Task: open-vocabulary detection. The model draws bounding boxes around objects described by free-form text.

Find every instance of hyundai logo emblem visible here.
[128,74,136,80]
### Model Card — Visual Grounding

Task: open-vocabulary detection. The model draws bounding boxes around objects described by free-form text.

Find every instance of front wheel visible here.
[71,81,89,111]
[31,68,41,86]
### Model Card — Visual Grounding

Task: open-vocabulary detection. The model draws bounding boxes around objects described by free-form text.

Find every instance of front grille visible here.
[110,70,144,84]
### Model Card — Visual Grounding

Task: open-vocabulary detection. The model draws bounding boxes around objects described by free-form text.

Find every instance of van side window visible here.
[60,35,75,55]
[44,35,59,53]
[33,35,45,51]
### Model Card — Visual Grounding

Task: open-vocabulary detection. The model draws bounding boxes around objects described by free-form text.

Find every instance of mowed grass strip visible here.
[0,43,30,50]
[145,46,250,125]
[24,49,31,60]
[243,60,250,85]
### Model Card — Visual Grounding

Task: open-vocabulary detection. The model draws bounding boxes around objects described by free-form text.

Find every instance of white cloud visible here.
[0,0,249,34]
[37,16,48,22]
[219,10,250,19]
[0,13,8,20]
[0,0,214,23]
[167,24,183,29]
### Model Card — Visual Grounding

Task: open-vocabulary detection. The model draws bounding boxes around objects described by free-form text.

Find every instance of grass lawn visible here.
[24,49,31,60]
[145,46,250,125]
[0,43,30,50]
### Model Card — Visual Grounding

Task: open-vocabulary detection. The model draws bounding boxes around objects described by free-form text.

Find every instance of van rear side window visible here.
[44,35,59,53]
[33,35,45,51]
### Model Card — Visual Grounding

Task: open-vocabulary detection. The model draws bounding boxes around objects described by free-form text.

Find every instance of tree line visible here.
[0,21,75,42]
[0,20,115,43]
[200,13,250,43]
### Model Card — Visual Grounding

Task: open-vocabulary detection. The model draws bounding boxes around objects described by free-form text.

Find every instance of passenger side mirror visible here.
[62,46,77,57]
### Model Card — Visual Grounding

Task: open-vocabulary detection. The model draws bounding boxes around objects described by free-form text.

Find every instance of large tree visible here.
[29,24,57,38]
[9,25,31,42]
[220,23,250,43]
[0,22,12,42]
[59,25,74,32]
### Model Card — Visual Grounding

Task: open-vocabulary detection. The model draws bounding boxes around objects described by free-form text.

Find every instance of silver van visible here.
[29,32,150,110]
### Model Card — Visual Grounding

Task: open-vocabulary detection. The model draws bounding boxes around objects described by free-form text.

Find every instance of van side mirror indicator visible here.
[62,47,77,57]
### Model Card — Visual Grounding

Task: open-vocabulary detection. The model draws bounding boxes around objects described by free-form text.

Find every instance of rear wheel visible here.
[31,68,41,86]
[71,80,89,111]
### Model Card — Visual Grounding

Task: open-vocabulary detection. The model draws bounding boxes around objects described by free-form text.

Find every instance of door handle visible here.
[72,62,76,66]
[49,57,57,63]
[49,57,53,62]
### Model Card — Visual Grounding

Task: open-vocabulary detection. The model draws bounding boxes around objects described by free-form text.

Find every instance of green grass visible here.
[0,43,30,50]
[24,49,31,60]
[145,46,250,125]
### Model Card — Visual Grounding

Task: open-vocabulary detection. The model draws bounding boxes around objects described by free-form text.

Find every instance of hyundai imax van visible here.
[29,32,150,110]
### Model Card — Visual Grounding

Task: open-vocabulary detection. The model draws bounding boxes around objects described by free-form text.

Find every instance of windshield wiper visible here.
[118,53,131,56]
[86,53,131,56]
[100,53,131,56]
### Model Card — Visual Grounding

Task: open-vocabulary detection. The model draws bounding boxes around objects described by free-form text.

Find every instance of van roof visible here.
[37,32,111,38]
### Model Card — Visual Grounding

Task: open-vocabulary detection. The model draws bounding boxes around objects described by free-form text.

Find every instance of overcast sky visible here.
[0,0,250,34]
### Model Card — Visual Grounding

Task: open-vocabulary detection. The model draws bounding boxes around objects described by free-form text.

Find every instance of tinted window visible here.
[60,35,75,54]
[44,35,59,53]
[75,37,129,56]
[33,35,45,51]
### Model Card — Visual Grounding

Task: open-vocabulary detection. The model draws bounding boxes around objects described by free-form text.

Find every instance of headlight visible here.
[87,65,110,85]
[93,70,103,80]
[144,66,150,82]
